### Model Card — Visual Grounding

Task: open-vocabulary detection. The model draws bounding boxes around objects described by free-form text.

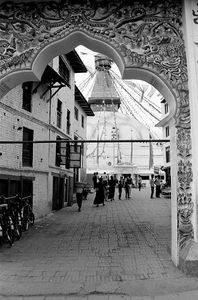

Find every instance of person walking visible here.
[76,184,83,212]
[118,176,124,200]
[138,176,142,191]
[102,172,108,201]
[124,178,130,199]
[154,175,161,198]
[93,177,105,207]
[126,176,132,198]
[82,186,88,200]
[92,172,98,190]
[150,174,155,199]
[108,175,117,201]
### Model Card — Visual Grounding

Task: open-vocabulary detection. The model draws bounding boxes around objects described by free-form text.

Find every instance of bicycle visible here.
[0,204,15,247]
[2,195,22,241]
[20,196,35,231]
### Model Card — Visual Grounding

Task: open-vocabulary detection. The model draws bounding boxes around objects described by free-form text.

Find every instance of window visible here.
[55,136,61,167]
[81,115,84,128]
[165,146,170,163]
[74,106,78,121]
[165,126,169,137]
[22,127,34,167]
[164,103,169,114]
[66,109,71,135]
[57,99,62,128]
[22,82,33,112]
[59,57,70,83]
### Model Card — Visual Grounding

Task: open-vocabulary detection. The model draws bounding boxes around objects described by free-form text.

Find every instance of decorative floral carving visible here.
[177,160,192,190]
[192,2,198,24]
[178,200,194,247]
[177,128,191,158]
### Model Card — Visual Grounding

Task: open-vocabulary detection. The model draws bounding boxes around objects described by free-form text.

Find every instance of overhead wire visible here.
[110,71,162,139]
[110,70,161,121]
[111,69,161,114]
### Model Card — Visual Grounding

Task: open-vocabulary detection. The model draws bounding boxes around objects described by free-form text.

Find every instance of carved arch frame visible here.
[0,0,193,254]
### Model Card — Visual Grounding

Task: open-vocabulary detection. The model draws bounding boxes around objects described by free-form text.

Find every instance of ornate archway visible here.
[0,0,194,269]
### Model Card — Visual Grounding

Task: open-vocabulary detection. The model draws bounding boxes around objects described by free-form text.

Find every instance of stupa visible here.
[86,54,163,183]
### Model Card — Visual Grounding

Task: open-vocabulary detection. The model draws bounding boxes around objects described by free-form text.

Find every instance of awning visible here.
[32,65,70,101]
[41,65,70,87]
[65,50,87,73]
[75,86,94,116]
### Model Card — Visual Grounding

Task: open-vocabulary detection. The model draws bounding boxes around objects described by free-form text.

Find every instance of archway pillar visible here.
[169,118,179,265]
[184,0,198,244]
[175,0,198,275]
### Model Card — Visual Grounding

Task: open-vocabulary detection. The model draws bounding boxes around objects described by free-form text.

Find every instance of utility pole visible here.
[130,129,133,164]
[96,132,99,168]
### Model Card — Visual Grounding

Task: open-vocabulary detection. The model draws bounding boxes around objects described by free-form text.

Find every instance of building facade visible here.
[0,50,93,219]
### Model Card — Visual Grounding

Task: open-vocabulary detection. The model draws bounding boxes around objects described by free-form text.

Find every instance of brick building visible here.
[0,50,94,219]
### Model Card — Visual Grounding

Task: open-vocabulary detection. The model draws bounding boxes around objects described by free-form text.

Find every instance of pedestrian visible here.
[102,172,108,201]
[124,178,130,198]
[82,186,88,200]
[118,176,124,200]
[154,175,161,198]
[138,176,142,191]
[92,172,98,190]
[150,174,155,199]
[126,175,132,197]
[108,175,117,201]
[93,177,105,207]
[76,184,83,212]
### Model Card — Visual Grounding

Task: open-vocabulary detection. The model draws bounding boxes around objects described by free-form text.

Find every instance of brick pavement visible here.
[1,187,198,299]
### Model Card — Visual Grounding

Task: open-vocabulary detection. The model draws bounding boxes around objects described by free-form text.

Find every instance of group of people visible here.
[92,172,134,207]
[92,172,117,207]
[149,174,162,198]
[76,173,163,212]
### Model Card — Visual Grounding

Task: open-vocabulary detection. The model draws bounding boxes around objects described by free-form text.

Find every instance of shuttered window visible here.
[22,82,33,112]
[22,127,34,167]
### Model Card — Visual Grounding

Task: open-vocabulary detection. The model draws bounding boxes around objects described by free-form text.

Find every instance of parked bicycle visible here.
[7,196,23,240]
[0,203,15,247]
[20,196,35,231]
[0,194,35,247]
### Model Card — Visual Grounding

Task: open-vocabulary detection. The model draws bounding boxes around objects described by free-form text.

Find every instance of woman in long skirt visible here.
[93,177,105,207]
[108,175,116,201]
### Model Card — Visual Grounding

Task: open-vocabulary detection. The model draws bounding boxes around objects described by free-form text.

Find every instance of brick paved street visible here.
[1,187,198,299]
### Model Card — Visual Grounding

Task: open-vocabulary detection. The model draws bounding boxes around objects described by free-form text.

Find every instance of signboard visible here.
[70,144,81,168]
[154,166,159,174]
[59,141,81,168]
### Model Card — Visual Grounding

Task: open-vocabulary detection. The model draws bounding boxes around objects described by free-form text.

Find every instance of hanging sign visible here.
[59,141,81,168]
[154,166,159,174]
[70,144,81,168]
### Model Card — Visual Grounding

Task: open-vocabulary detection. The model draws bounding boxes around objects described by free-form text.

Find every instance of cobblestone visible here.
[1,188,198,299]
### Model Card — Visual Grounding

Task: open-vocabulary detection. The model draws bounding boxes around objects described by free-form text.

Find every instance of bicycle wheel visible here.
[6,227,14,246]
[29,212,35,226]
[0,224,3,246]
[15,225,22,240]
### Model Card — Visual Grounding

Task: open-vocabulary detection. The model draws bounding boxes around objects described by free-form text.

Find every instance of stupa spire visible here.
[88,54,121,112]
